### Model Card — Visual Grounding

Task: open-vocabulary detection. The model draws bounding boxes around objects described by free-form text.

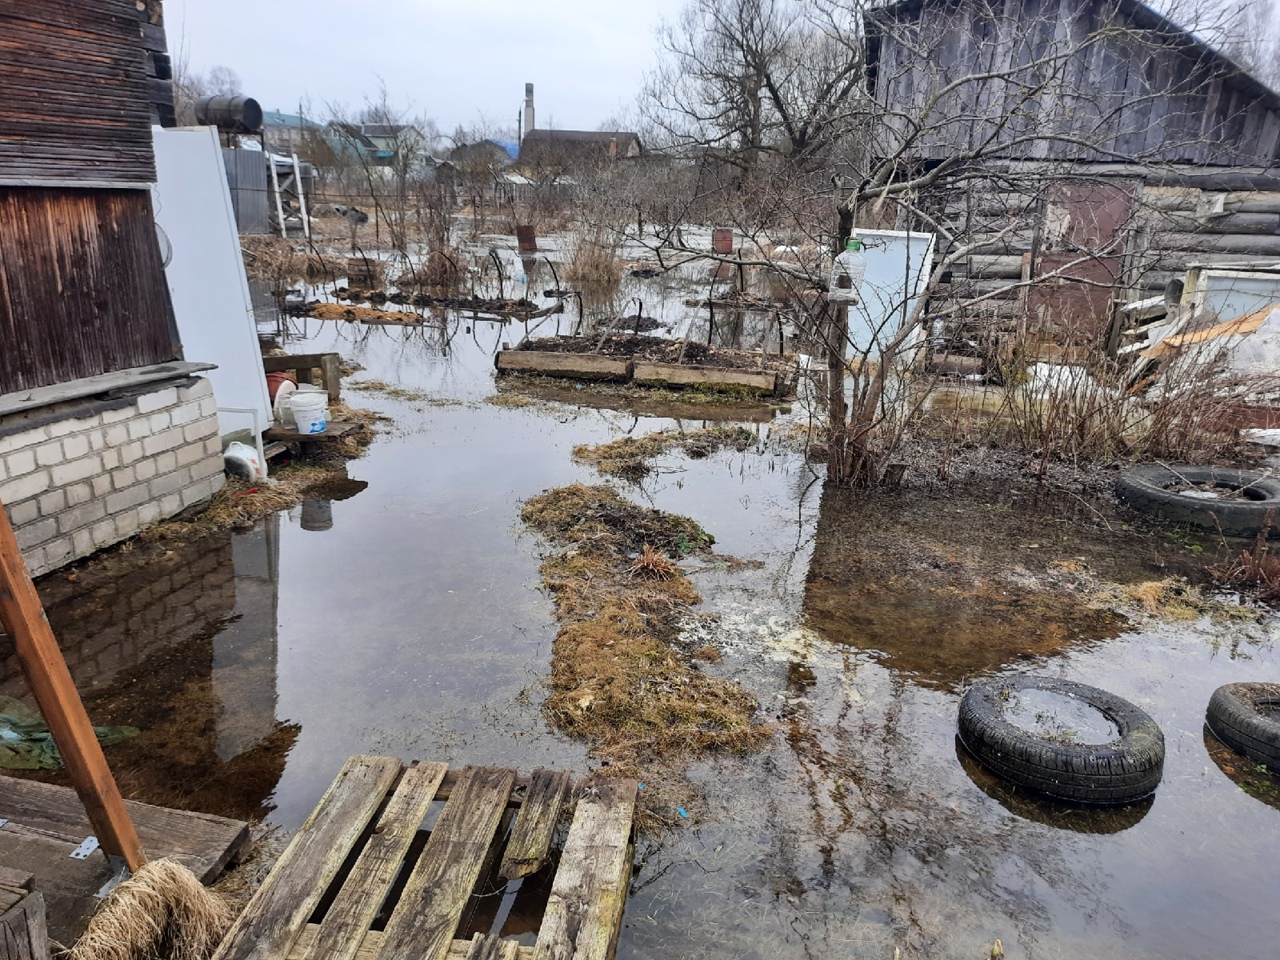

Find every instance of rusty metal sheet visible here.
[1025,254,1124,340]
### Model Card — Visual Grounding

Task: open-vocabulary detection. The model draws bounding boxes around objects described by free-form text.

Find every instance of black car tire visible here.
[1206,682,1280,772]
[958,676,1165,805]
[1116,465,1280,538]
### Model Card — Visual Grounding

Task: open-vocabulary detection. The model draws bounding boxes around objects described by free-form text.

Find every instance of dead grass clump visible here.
[522,484,713,557]
[563,225,621,287]
[347,380,430,402]
[572,427,757,478]
[1116,577,1211,620]
[241,236,337,284]
[304,302,422,324]
[522,484,767,775]
[484,392,534,408]
[70,858,234,960]
[630,544,680,580]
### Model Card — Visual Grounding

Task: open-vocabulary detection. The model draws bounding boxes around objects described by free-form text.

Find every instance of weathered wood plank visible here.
[495,352,632,382]
[632,362,778,395]
[463,932,514,960]
[212,755,403,960]
[263,421,358,443]
[0,887,48,960]
[375,767,517,960]
[499,769,571,880]
[296,762,448,960]
[290,929,531,960]
[0,774,246,882]
[532,778,637,960]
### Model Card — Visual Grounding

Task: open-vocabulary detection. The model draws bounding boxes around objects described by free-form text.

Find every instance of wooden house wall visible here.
[0,0,156,183]
[869,0,1280,166]
[0,189,180,395]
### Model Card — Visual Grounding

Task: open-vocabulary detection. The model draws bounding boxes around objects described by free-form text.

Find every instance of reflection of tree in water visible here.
[755,659,1139,958]
[802,484,1130,691]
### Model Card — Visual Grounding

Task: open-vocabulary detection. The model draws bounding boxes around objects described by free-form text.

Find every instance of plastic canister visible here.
[289,392,328,435]
[828,236,866,305]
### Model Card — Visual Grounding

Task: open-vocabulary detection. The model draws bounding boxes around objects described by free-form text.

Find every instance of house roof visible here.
[262,109,320,129]
[522,129,640,146]
[869,0,1280,110]
[360,123,419,139]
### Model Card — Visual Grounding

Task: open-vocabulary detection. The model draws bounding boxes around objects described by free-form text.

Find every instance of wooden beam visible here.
[295,762,449,960]
[494,352,632,382]
[375,767,517,960]
[0,498,145,871]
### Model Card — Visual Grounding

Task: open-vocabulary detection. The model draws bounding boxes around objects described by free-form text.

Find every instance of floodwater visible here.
[7,242,1280,958]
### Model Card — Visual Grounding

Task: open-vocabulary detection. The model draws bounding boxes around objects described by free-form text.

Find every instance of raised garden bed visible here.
[494,335,795,397]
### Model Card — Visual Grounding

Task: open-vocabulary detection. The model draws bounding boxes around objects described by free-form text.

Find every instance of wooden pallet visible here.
[213,757,636,960]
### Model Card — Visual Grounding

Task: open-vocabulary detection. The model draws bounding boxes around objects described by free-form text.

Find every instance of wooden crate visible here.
[214,758,636,960]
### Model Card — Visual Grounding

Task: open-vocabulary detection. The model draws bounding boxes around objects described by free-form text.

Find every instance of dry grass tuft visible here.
[70,858,234,960]
[303,302,422,324]
[1117,577,1209,620]
[522,484,767,776]
[241,236,337,281]
[630,544,680,580]
[563,225,622,287]
[572,427,757,479]
[1216,524,1280,602]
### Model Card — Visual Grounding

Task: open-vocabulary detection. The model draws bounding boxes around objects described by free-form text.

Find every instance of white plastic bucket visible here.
[289,392,328,435]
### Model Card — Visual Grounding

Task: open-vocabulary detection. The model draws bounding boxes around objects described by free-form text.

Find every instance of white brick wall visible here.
[0,377,226,577]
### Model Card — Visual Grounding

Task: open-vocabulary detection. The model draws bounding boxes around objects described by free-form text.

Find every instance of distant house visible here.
[449,139,516,171]
[261,109,322,156]
[519,129,642,169]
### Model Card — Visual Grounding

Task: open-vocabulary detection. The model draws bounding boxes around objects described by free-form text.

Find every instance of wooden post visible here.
[0,499,146,871]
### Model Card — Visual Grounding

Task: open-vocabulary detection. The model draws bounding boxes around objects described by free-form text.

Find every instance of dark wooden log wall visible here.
[0,189,180,395]
[0,0,156,183]
[869,0,1280,167]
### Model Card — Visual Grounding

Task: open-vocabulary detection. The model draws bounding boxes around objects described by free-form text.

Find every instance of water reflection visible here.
[5,517,298,821]
[1203,726,1280,811]
[954,736,1154,833]
[802,483,1134,689]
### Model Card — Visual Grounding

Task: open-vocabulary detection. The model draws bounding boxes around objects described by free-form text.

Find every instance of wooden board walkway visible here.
[213,757,635,960]
[0,774,248,944]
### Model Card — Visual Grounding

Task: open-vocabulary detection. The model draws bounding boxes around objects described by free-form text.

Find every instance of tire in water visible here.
[958,675,1165,804]
[1206,682,1280,772]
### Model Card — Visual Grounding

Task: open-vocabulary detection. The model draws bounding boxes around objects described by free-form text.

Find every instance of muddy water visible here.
[13,259,1280,958]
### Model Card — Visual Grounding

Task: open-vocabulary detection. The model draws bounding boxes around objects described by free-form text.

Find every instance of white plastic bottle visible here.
[828,236,866,305]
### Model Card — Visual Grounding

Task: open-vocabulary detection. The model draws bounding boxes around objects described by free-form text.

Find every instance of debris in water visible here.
[0,696,137,770]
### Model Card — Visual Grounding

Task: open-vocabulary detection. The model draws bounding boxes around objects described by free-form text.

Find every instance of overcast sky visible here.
[165,0,687,135]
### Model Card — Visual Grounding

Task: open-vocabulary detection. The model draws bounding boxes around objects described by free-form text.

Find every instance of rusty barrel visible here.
[516,225,538,254]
